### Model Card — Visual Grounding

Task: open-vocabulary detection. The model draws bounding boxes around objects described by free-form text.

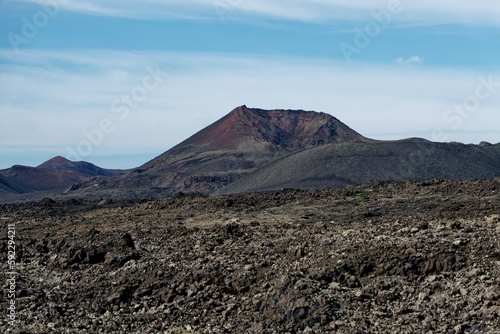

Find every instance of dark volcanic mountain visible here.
[72,105,370,197]
[0,156,125,198]
[3,105,500,202]
[66,105,500,200]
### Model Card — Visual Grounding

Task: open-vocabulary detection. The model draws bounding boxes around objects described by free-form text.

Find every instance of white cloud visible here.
[1,49,499,168]
[16,0,500,26]
[393,55,424,65]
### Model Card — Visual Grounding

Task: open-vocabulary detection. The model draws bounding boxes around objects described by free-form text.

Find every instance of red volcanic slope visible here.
[168,105,370,153]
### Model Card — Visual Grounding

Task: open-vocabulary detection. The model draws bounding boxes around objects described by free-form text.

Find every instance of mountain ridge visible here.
[1,105,499,202]
[219,141,500,194]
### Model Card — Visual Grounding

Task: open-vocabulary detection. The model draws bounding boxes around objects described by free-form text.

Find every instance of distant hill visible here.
[0,156,126,197]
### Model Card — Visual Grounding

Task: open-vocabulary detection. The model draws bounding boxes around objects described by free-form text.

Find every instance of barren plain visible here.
[1,179,499,333]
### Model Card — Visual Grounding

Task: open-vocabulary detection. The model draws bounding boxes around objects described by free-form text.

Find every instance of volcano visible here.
[164,105,370,153]
[2,105,500,202]
[80,105,371,196]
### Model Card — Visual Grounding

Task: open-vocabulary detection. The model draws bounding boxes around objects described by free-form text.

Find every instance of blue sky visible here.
[0,0,499,169]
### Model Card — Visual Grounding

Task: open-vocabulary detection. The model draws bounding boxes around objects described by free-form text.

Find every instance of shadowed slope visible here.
[221,141,500,193]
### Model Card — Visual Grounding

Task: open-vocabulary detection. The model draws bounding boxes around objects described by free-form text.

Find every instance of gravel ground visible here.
[1,179,499,333]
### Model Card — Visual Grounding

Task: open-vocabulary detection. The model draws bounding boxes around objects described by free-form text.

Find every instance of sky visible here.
[0,0,499,169]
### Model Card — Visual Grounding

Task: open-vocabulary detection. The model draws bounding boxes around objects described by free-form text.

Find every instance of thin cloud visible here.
[1,49,499,165]
[393,56,424,65]
[15,0,500,26]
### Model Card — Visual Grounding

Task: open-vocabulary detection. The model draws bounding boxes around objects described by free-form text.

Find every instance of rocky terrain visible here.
[1,179,499,333]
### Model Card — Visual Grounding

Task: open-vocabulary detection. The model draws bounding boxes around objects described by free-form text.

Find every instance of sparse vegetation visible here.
[354,192,369,200]
[97,199,108,206]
